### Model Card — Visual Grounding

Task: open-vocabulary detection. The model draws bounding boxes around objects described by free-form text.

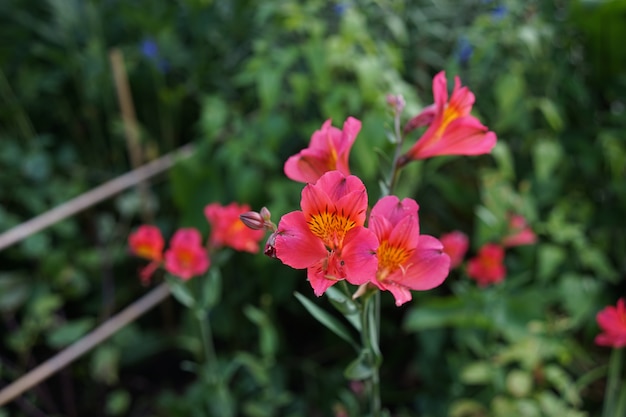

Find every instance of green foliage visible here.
[1,0,624,416]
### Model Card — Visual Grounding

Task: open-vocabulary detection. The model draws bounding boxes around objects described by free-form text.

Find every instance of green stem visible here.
[196,310,216,365]
[387,107,406,195]
[360,293,381,417]
[603,347,624,417]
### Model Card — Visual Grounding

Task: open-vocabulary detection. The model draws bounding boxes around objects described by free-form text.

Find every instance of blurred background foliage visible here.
[1,0,625,416]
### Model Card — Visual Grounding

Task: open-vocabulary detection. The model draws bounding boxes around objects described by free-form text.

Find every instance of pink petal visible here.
[334,189,368,226]
[370,196,419,227]
[316,171,366,201]
[275,211,327,269]
[432,71,448,114]
[284,148,332,183]
[307,259,339,296]
[391,235,450,291]
[387,215,420,252]
[450,77,475,116]
[300,181,334,217]
[341,227,379,285]
[385,284,413,307]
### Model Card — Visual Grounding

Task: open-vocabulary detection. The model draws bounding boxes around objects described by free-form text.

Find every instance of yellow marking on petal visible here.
[307,211,356,249]
[435,104,461,139]
[376,241,412,281]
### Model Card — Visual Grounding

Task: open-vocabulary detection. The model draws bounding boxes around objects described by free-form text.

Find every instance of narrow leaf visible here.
[294,292,358,351]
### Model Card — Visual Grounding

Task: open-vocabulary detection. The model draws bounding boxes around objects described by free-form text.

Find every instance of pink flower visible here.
[129,225,165,284]
[129,225,164,261]
[205,202,265,253]
[164,228,210,280]
[440,231,469,269]
[274,171,379,296]
[368,196,450,306]
[595,299,626,348]
[284,117,361,183]
[502,214,537,247]
[401,71,496,162]
[467,243,506,286]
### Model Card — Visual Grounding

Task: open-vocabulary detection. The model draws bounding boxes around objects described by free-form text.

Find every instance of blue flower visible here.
[491,5,508,21]
[334,2,349,16]
[457,37,473,65]
[140,38,159,60]
[139,37,169,73]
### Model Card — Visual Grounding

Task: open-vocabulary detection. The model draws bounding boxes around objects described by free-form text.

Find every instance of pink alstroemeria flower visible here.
[502,214,537,247]
[129,225,164,261]
[595,298,626,348]
[129,225,165,285]
[274,171,379,296]
[467,243,506,287]
[368,196,450,306]
[401,71,497,162]
[440,230,469,269]
[205,202,265,253]
[284,117,361,184]
[164,228,210,280]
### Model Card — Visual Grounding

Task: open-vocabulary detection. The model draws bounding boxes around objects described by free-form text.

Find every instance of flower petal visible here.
[275,211,327,269]
[341,226,379,285]
[389,235,450,291]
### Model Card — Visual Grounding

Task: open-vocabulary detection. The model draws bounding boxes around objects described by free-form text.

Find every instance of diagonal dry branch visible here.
[0,143,194,252]
[0,282,171,406]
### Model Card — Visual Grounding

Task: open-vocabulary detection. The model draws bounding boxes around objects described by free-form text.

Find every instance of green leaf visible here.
[294,292,358,351]
[344,350,374,380]
[0,272,30,313]
[47,318,94,349]
[536,98,564,132]
[165,275,195,308]
[325,286,361,330]
[199,268,221,309]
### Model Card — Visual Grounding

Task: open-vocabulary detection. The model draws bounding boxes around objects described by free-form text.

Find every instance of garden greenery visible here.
[1,0,625,416]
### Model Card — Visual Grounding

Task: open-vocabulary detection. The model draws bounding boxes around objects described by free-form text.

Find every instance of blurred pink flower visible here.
[401,71,496,162]
[129,225,164,261]
[368,196,450,306]
[284,117,361,183]
[440,231,469,269]
[595,298,626,348]
[467,243,506,286]
[274,171,378,296]
[205,202,265,253]
[502,214,537,247]
[164,228,210,280]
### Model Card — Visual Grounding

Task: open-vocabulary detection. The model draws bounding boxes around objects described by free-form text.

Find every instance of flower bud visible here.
[240,211,265,230]
[386,94,406,114]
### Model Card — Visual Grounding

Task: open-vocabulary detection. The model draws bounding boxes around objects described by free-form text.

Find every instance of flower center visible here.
[376,241,412,281]
[137,244,158,259]
[307,211,356,249]
[175,248,194,267]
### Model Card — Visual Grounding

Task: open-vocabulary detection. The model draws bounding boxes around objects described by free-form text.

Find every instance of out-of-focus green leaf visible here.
[0,272,30,312]
[47,317,94,349]
[344,350,374,380]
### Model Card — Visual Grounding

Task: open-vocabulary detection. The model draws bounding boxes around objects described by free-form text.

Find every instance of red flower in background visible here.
[205,202,265,253]
[440,231,469,269]
[284,117,361,184]
[274,171,379,296]
[595,298,626,348]
[467,243,506,286]
[368,196,450,306]
[129,225,164,261]
[401,71,496,162]
[502,214,537,247]
[164,228,210,280]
